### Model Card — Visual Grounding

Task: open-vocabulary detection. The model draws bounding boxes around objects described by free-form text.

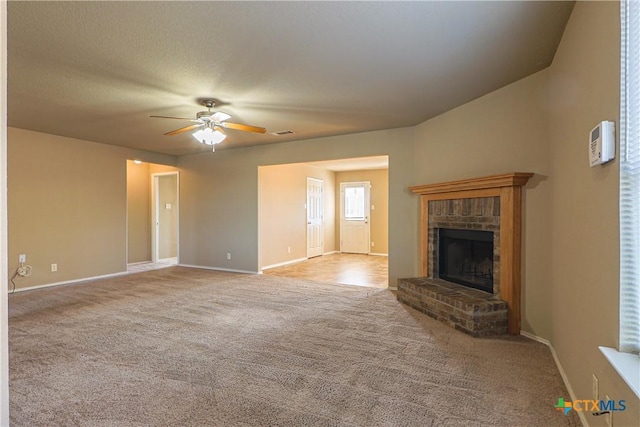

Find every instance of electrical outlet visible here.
[593,374,599,400]
[226,253,231,260]
[605,395,612,427]
[19,254,26,263]
[51,263,57,272]
[287,246,291,253]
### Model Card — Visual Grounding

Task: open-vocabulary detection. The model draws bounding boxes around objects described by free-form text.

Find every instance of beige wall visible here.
[258,163,335,269]
[335,169,389,255]
[8,127,175,289]
[548,2,638,425]
[8,128,128,286]
[127,160,151,263]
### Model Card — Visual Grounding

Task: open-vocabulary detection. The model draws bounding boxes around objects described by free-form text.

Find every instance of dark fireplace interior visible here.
[438,228,494,293]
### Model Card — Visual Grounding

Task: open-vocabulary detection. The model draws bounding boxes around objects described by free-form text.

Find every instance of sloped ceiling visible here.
[8,1,574,156]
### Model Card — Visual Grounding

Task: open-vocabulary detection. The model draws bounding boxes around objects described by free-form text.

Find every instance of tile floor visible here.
[127,257,178,273]
[128,254,389,289]
[262,253,388,288]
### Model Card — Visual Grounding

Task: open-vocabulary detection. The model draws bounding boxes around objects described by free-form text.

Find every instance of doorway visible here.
[257,158,388,287]
[126,161,179,271]
[306,177,324,258]
[340,181,371,254]
[152,172,179,263]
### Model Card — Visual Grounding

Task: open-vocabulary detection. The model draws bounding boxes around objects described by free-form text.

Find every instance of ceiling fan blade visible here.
[221,122,267,134]
[210,112,231,122]
[164,124,203,136]
[151,115,200,123]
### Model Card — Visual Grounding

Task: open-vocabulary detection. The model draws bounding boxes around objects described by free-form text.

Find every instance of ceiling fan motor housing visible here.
[196,99,217,120]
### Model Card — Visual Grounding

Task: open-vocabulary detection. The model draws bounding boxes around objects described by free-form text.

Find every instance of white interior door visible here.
[340,181,370,254]
[306,178,324,258]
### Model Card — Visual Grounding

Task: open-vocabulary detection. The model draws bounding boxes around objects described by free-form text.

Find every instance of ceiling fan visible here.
[151,100,266,150]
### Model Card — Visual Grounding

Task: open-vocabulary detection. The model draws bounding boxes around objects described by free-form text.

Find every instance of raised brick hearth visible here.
[400,173,533,335]
[397,277,508,337]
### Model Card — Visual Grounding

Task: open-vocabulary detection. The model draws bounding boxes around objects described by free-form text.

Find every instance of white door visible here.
[306,178,324,258]
[340,181,370,254]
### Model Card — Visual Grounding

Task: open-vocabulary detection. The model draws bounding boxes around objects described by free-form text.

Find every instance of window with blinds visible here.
[619,0,640,355]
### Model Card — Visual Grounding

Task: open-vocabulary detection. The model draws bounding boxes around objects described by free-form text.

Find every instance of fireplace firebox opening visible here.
[438,228,494,294]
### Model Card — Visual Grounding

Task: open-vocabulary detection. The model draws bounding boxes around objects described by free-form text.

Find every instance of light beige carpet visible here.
[9,267,579,426]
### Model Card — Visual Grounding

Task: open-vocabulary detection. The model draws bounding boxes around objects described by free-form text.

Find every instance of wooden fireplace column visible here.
[409,173,533,335]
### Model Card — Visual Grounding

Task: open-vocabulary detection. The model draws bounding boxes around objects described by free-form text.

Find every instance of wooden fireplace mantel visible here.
[409,172,533,335]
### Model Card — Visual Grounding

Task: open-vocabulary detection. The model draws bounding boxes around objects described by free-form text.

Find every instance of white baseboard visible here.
[177,264,259,275]
[520,331,587,427]
[261,257,307,271]
[11,264,258,294]
[337,251,389,257]
[10,270,129,293]
[323,250,338,256]
[520,330,550,346]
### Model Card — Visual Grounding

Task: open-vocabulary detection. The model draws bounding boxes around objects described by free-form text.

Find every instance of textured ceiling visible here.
[7,1,575,157]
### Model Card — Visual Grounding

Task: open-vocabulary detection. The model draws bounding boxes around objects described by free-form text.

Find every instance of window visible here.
[619,0,640,356]
[344,186,365,220]
[602,0,640,399]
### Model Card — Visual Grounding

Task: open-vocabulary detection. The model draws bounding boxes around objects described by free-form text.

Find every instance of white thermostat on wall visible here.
[589,120,615,167]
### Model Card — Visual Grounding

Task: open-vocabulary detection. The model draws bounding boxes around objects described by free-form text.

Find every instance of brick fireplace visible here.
[429,198,500,294]
[398,173,533,336]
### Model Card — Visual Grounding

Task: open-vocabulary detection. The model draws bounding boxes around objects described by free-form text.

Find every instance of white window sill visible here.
[599,346,640,398]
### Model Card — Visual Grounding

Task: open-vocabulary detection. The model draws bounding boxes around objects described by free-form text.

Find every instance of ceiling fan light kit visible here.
[151,99,266,152]
[193,126,226,149]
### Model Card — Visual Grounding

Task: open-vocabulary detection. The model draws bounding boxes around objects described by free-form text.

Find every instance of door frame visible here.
[306,177,324,258]
[151,171,180,263]
[340,181,371,254]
